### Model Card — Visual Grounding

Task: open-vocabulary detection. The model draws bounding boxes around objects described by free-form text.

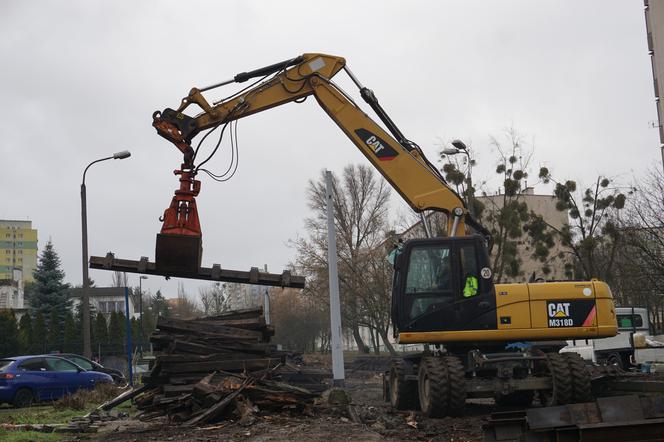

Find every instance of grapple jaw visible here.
[155,168,203,274]
[155,233,202,274]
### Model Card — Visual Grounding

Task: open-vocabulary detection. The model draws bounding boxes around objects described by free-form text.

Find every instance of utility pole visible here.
[325,171,345,386]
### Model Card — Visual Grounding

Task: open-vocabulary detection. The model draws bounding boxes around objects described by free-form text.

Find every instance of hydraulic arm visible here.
[152,53,489,268]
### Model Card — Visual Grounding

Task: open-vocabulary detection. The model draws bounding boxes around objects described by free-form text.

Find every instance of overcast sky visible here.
[1,0,659,299]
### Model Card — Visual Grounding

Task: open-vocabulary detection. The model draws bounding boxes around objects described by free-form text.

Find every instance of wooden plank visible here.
[156,317,263,340]
[161,358,281,374]
[183,382,248,427]
[195,307,263,321]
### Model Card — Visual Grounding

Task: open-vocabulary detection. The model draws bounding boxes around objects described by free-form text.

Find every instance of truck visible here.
[561,307,664,369]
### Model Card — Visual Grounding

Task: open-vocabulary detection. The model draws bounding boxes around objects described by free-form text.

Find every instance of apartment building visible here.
[0,220,38,283]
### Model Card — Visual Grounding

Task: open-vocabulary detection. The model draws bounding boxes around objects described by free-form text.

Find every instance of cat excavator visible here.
[151,53,618,417]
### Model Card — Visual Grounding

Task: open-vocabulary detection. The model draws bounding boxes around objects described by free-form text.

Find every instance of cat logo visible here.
[547,302,574,327]
[354,129,398,161]
[548,302,571,318]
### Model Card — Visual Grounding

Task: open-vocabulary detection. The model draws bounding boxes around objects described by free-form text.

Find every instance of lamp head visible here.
[113,150,131,159]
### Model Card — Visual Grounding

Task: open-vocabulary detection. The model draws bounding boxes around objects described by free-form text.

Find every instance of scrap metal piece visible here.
[89,254,305,288]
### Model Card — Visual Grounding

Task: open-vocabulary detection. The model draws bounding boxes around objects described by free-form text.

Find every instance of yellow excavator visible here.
[151,53,618,417]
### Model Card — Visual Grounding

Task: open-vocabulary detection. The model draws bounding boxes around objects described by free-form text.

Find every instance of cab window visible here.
[460,245,479,297]
[405,245,451,293]
[617,314,644,329]
[404,245,453,321]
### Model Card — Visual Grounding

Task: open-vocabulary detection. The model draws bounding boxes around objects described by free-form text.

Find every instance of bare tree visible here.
[538,169,629,281]
[291,164,392,353]
[171,282,201,319]
[111,271,128,288]
[199,283,230,315]
[615,168,664,331]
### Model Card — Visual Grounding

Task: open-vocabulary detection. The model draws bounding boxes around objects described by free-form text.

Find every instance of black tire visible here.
[495,390,535,407]
[443,356,466,416]
[13,388,34,408]
[540,353,572,407]
[562,353,593,403]
[605,352,624,370]
[418,357,449,418]
[389,360,418,410]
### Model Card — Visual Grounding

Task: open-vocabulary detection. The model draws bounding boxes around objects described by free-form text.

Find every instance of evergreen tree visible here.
[151,290,170,318]
[108,311,125,355]
[142,307,156,338]
[75,301,95,353]
[30,241,71,335]
[62,311,78,353]
[33,312,47,353]
[130,317,142,349]
[47,308,62,352]
[0,311,19,357]
[93,312,108,359]
[18,313,33,354]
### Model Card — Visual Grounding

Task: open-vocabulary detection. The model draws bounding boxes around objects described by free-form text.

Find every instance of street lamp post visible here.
[442,140,474,218]
[81,150,131,359]
[138,275,148,348]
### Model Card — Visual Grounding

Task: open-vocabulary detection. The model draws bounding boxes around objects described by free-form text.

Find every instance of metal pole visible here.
[124,286,133,387]
[325,171,345,386]
[80,151,130,359]
[139,276,145,349]
[80,183,92,359]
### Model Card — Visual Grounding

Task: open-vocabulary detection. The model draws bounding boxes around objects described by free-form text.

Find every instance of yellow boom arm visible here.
[152,53,484,238]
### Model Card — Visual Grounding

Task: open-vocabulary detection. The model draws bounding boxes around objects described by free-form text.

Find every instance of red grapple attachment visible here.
[155,167,203,274]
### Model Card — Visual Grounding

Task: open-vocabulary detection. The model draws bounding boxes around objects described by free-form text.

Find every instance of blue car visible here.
[0,355,113,407]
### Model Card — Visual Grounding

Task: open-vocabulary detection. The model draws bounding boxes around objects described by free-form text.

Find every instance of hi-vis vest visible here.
[463,276,478,297]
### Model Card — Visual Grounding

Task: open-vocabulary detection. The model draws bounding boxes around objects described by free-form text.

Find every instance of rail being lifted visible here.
[89,253,305,288]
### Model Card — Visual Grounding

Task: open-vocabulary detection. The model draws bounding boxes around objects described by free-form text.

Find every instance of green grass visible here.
[0,430,64,442]
[0,405,97,425]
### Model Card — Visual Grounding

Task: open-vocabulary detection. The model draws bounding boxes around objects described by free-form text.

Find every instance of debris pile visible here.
[133,308,328,425]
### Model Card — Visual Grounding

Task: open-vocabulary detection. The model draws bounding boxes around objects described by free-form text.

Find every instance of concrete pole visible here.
[124,286,133,386]
[325,171,345,386]
[80,183,91,359]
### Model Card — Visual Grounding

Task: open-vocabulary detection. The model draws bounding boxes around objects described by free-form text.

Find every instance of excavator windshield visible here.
[393,236,496,333]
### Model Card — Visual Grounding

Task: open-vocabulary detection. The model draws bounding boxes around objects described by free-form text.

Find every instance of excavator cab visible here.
[391,235,497,335]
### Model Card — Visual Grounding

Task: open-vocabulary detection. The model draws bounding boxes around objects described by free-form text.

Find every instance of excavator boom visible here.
[153,53,487,240]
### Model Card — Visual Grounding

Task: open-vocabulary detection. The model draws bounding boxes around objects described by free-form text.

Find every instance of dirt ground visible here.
[91,371,490,442]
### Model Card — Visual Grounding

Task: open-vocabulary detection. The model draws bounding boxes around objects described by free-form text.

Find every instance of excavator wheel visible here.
[562,352,593,403]
[443,356,467,416]
[389,360,418,410]
[418,356,449,417]
[418,356,466,417]
[539,353,573,407]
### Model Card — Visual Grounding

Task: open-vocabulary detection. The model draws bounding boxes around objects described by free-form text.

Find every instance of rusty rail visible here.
[89,253,305,288]
[483,395,664,442]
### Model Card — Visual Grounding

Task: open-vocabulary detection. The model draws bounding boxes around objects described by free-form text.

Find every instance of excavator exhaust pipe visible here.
[155,233,202,274]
